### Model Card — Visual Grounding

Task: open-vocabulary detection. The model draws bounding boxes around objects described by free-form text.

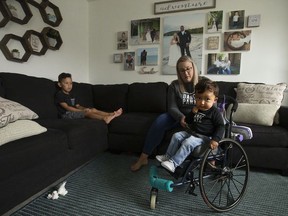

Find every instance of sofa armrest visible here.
[278,106,288,129]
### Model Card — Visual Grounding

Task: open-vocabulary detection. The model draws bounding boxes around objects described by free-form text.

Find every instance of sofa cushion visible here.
[71,82,94,108]
[0,73,58,119]
[0,97,39,128]
[216,81,238,98]
[0,120,47,146]
[92,84,129,112]
[36,118,108,150]
[127,82,168,113]
[108,112,159,135]
[0,128,68,181]
[240,123,288,148]
[0,77,5,97]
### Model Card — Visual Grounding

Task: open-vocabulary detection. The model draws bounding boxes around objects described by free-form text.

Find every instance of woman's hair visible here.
[176,56,199,92]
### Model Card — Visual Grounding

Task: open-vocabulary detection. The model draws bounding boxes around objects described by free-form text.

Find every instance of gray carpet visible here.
[13,152,288,216]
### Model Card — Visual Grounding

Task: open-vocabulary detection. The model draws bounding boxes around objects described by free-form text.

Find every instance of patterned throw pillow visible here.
[0,97,38,128]
[235,83,287,125]
[236,83,287,106]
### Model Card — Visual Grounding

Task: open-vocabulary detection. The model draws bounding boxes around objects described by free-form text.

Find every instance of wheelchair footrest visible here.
[149,165,174,192]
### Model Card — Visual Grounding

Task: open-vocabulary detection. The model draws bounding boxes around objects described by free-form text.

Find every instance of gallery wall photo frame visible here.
[154,0,216,15]
[247,15,261,27]
[207,36,219,50]
[113,53,123,63]
[207,53,241,75]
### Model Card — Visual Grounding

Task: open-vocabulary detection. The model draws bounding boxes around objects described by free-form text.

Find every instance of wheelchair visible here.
[149,95,251,212]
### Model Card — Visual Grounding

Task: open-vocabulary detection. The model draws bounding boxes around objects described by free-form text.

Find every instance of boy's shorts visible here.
[61,111,85,119]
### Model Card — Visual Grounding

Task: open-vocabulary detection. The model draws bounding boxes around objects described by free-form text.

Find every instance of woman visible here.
[168,33,181,67]
[131,56,199,171]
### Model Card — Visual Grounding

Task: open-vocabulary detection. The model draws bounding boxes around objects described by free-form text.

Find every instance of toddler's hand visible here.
[210,140,219,150]
[192,107,198,114]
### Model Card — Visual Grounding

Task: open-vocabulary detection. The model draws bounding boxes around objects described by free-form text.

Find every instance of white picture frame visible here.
[247,15,261,27]
[113,53,123,63]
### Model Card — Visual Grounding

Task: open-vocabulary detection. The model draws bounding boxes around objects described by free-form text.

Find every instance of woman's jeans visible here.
[143,113,180,155]
[166,131,210,167]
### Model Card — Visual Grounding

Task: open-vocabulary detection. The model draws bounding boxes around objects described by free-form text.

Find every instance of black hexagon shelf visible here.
[27,0,48,9]
[39,0,62,27]
[2,0,33,25]
[0,34,32,62]
[0,1,10,27]
[23,30,48,56]
[42,27,63,50]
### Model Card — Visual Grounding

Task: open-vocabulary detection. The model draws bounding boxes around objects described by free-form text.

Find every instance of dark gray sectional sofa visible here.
[0,72,287,215]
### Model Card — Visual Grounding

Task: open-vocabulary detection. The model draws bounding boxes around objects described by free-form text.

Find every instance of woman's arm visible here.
[167,82,184,122]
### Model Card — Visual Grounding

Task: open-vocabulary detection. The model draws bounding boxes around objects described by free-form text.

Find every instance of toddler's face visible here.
[195,90,217,111]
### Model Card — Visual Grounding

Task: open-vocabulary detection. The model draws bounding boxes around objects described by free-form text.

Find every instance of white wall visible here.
[88,0,288,85]
[0,0,89,82]
[1,0,288,87]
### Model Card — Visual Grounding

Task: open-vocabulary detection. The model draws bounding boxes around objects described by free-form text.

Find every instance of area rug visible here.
[12,152,288,216]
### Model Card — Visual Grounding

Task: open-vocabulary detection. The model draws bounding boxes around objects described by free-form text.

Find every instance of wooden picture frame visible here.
[154,0,216,14]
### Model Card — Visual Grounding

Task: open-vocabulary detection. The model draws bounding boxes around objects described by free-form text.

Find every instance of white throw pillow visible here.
[0,97,38,128]
[0,120,47,146]
[228,103,280,126]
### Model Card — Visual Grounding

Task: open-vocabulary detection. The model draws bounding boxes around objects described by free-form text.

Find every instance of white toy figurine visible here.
[57,181,68,196]
[47,190,59,200]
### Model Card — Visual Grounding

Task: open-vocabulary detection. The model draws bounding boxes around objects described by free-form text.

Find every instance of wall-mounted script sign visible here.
[154,0,216,14]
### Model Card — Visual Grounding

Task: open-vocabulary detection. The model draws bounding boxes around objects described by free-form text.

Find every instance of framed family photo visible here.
[207,53,241,75]
[130,18,160,45]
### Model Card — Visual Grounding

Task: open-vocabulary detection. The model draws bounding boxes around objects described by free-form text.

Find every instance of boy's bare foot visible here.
[104,114,115,124]
[114,108,123,117]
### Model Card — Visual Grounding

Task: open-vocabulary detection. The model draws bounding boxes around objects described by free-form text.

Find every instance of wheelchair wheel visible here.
[199,138,249,212]
[150,188,158,210]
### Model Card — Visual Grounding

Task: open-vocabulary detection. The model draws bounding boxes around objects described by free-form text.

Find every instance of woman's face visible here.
[178,61,194,83]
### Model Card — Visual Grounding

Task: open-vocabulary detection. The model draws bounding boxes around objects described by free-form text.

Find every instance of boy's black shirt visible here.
[185,105,225,142]
[55,91,77,115]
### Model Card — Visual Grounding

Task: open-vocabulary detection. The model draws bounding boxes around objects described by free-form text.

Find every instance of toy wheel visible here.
[150,188,158,210]
[199,138,249,212]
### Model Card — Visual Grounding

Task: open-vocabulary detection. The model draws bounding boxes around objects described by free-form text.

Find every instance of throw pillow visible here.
[0,97,39,128]
[236,83,287,106]
[0,120,47,146]
[228,103,280,126]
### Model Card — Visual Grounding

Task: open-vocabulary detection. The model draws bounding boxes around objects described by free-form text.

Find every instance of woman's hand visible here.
[180,116,187,128]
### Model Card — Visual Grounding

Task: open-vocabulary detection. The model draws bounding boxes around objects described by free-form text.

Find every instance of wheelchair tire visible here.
[199,138,249,212]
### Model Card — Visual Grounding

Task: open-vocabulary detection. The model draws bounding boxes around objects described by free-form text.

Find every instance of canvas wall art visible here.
[162,13,205,75]
[130,18,160,45]
[224,30,251,51]
[117,31,128,50]
[137,47,158,66]
[228,10,245,29]
[124,52,135,71]
[207,53,241,75]
[207,10,223,33]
